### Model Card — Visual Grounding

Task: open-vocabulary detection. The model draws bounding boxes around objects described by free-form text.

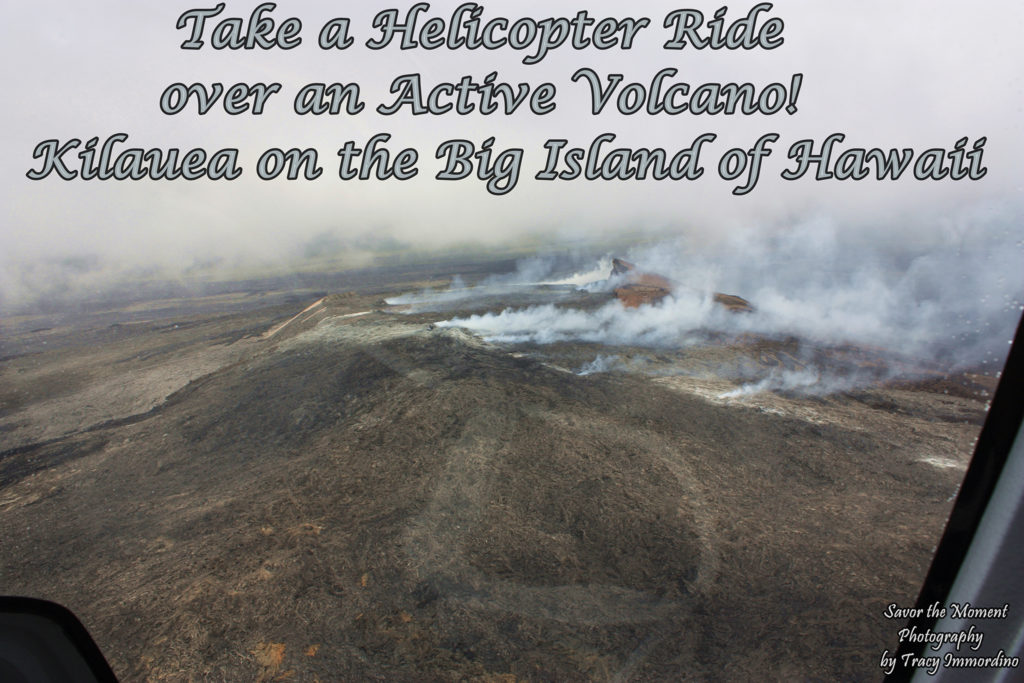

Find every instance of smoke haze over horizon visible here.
[2,1,1023,321]
[432,210,1023,373]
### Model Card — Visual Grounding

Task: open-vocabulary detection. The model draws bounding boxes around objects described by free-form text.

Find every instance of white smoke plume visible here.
[575,354,622,376]
[437,209,1024,376]
[436,293,716,346]
[385,252,612,310]
[718,369,851,399]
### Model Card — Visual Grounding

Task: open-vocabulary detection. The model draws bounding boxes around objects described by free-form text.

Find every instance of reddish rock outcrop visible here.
[611,258,754,312]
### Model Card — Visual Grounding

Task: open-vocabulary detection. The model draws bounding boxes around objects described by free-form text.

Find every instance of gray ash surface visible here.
[0,264,991,681]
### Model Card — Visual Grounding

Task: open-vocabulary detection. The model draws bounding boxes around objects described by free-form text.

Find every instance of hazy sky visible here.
[2,1,1023,304]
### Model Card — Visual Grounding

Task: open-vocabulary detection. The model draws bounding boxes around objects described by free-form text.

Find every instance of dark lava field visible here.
[0,260,994,681]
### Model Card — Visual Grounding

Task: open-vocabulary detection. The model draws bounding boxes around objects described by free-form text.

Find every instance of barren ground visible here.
[0,262,994,681]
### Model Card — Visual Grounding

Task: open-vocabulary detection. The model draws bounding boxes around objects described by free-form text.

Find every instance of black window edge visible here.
[885,310,1024,681]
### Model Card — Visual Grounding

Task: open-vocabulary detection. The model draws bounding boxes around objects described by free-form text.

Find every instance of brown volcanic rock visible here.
[712,292,755,313]
[611,258,754,311]
[610,258,637,276]
[614,283,673,308]
[611,258,674,308]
